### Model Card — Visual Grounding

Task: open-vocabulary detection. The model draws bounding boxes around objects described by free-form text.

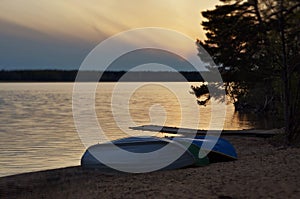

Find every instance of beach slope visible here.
[0,137,300,199]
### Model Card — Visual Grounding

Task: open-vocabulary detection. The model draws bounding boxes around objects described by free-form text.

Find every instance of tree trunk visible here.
[279,0,292,145]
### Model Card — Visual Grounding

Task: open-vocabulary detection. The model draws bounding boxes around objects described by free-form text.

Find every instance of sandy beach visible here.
[1,136,300,199]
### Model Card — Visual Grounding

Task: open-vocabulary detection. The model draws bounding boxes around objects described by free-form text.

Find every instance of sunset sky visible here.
[0,0,221,70]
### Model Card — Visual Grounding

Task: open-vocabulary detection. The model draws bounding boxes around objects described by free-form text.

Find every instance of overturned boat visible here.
[81,137,209,173]
[81,136,236,172]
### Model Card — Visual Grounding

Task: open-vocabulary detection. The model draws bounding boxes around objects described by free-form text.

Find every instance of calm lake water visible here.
[0,83,279,177]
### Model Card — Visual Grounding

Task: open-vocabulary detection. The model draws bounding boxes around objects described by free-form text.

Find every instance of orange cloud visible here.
[0,0,220,43]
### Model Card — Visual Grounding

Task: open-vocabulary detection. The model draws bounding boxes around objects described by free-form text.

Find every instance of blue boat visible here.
[81,137,209,172]
[168,135,237,162]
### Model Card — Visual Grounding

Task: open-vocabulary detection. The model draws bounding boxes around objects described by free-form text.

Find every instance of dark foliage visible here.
[196,0,300,144]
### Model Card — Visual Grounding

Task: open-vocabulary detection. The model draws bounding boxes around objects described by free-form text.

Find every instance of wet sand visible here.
[0,136,300,199]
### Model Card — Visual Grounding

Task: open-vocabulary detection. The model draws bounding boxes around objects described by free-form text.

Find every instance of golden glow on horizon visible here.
[0,0,220,44]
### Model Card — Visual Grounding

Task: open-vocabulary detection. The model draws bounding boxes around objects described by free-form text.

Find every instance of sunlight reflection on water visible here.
[0,83,277,177]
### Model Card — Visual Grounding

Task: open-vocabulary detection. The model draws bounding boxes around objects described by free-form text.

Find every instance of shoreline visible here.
[1,136,300,198]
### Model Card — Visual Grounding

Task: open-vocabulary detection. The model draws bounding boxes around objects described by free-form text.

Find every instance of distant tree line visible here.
[0,70,77,82]
[0,70,213,82]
